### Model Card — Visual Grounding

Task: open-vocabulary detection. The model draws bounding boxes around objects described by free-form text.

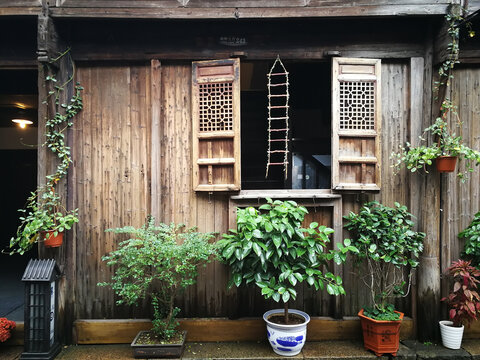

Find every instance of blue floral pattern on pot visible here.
[263,309,310,356]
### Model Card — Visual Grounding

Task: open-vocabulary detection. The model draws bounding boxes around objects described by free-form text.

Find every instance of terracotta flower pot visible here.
[436,156,457,173]
[358,309,404,356]
[42,231,64,248]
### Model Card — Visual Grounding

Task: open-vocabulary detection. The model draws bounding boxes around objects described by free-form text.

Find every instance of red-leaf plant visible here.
[441,260,480,327]
[0,318,16,342]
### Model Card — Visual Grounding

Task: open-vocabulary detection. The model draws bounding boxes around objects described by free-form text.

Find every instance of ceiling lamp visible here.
[12,118,34,129]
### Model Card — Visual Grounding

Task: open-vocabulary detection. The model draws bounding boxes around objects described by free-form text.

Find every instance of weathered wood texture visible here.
[58,18,429,62]
[71,64,152,319]
[67,60,420,321]
[48,2,468,19]
[441,67,480,297]
[72,317,414,344]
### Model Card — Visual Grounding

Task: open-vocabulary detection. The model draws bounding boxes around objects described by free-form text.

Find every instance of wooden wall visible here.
[72,64,152,319]
[66,59,430,320]
[441,67,480,294]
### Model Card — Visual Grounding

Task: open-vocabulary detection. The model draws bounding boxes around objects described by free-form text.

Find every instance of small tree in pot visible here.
[343,201,425,356]
[440,259,480,349]
[99,216,217,358]
[218,198,356,356]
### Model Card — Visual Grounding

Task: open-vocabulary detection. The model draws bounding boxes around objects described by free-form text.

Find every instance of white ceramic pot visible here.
[263,309,310,356]
[439,320,464,349]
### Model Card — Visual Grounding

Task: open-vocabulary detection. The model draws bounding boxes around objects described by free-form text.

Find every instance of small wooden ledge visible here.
[230,190,341,200]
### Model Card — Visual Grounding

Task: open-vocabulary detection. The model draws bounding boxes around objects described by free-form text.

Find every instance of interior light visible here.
[12,119,33,129]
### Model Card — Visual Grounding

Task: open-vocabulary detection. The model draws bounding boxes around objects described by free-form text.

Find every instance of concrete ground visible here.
[2,340,480,360]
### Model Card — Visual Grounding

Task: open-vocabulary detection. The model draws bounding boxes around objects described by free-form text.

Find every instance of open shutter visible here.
[331,58,381,191]
[192,58,241,192]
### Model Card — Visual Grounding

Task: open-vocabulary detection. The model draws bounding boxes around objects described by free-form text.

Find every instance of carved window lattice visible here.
[199,82,233,132]
[339,81,375,130]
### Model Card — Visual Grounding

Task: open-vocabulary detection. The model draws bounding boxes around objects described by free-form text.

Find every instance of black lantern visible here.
[21,259,61,360]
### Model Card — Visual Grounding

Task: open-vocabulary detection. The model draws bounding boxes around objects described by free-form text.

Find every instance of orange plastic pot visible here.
[436,156,457,173]
[358,309,403,356]
[41,230,64,248]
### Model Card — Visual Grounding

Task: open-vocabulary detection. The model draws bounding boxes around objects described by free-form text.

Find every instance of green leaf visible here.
[282,291,290,303]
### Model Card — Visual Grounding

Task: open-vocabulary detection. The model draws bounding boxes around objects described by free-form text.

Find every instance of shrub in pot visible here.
[99,216,217,358]
[343,201,425,356]
[440,260,480,349]
[460,211,480,267]
[218,198,356,356]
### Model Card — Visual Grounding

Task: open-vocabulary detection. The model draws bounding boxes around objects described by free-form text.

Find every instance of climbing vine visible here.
[7,48,83,255]
[392,5,480,181]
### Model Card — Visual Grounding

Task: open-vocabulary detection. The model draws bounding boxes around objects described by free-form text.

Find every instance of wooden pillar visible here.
[416,22,441,341]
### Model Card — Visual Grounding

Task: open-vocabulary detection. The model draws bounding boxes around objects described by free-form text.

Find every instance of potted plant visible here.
[392,108,480,180]
[460,211,480,267]
[8,185,79,254]
[440,259,480,349]
[99,216,217,359]
[343,201,425,356]
[0,318,16,343]
[217,198,356,356]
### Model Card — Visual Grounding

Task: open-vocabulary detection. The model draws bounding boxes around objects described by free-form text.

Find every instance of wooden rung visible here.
[268,105,289,109]
[338,156,377,164]
[269,128,288,132]
[197,157,235,165]
[268,162,289,166]
[268,150,288,153]
[269,139,287,142]
[268,117,289,120]
[268,72,289,76]
[268,94,288,97]
[269,83,288,87]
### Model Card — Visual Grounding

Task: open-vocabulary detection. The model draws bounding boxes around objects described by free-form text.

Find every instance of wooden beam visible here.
[48,5,455,19]
[73,317,414,344]
[0,7,41,15]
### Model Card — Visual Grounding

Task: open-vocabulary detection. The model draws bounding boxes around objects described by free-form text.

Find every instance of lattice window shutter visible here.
[192,59,241,192]
[331,58,382,191]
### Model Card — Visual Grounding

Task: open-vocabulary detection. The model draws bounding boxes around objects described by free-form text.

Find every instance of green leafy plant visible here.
[217,198,357,324]
[344,201,425,320]
[391,7,480,182]
[392,105,480,181]
[460,211,480,267]
[441,259,480,327]
[99,216,217,340]
[7,49,82,255]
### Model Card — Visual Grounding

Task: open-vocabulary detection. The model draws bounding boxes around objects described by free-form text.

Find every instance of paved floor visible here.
[2,340,480,360]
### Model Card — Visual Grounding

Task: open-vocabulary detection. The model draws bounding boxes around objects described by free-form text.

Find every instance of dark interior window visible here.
[241,61,331,190]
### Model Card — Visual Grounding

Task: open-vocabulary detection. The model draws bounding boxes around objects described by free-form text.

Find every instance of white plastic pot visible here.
[263,309,310,356]
[439,320,464,350]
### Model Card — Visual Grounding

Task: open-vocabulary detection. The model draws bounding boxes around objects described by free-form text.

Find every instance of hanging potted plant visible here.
[440,259,480,349]
[99,216,217,359]
[218,198,357,356]
[9,184,79,253]
[343,201,425,356]
[6,49,83,255]
[392,105,480,180]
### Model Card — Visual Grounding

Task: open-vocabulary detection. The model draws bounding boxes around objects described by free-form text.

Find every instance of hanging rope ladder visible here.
[265,55,290,179]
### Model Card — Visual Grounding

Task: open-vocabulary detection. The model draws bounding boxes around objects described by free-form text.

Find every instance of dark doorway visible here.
[0,69,38,321]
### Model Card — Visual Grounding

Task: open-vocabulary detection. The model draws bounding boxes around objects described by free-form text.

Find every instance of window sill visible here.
[230,189,341,200]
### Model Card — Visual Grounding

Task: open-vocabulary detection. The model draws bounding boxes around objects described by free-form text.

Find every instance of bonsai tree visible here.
[441,259,480,327]
[344,201,425,320]
[99,216,217,340]
[217,198,357,324]
[460,211,480,267]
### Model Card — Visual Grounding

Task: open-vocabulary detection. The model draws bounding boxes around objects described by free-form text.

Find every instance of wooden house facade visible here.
[2,0,480,343]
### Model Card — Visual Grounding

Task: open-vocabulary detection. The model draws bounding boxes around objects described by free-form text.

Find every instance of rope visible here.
[265,55,290,180]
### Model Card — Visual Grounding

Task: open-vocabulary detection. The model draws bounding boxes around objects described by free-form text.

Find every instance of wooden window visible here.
[331,58,381,191]
[192,59,241,191]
